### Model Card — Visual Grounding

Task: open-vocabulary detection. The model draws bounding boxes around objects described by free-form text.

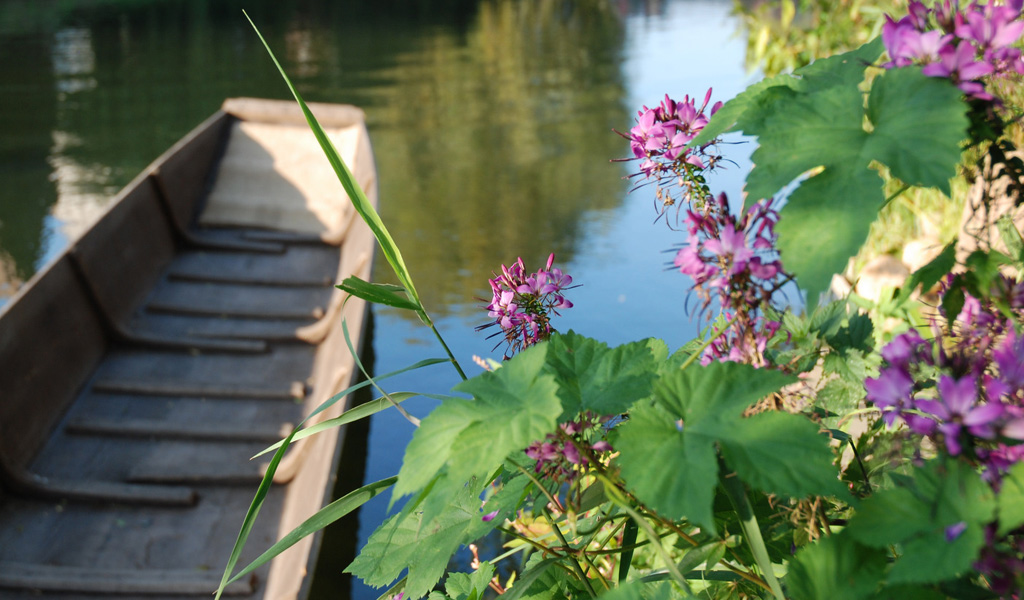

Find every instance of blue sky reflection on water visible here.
[353,1,758,597]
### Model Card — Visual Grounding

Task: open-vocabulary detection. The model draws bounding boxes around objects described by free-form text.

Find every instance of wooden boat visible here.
[0,98,377,599]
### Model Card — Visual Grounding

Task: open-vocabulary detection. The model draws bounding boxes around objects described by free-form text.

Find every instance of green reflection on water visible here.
[0,0,630,317]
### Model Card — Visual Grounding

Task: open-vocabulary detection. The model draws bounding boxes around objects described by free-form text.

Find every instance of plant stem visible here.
[422,315,468,381]
[679,311,744,371]
[718,458,785,600]
[547,508,599,599]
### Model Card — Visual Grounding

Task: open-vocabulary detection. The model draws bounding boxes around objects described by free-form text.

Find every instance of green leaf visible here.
[897,242,957,304]
[864,68,965,193]
[617,364,797,535]
[996,461,1024,536]
[598,581,684,600]
[847,459,996,584]
[337,276,420,311]
[774,168,884,306]
[719,411,847,499]
[546,332,659,416]
[505,554,588,600]
[617,401,720,534]
[734,59,966,305]
[443,563,494,600]
[787,532,887,600]
[224,476,396,586]
[997,214,1024,265]
[393,343,560,503]
[346,482,496,598]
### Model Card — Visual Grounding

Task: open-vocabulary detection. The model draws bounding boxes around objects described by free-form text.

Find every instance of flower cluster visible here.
[864,279,1024,479]
[525,412,613,484]
[882,0,1024,101]
[478,253,575,359]
[674,192,788,367]
[624,89,724,217]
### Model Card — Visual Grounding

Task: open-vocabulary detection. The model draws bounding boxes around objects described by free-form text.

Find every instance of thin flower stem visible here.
[546,508,599,599]
[881,183,911,210]
[719,459,785,600]
[422,315,468,381]
[679,311,744,371]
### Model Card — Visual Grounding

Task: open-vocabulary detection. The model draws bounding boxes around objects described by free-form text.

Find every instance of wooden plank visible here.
[145,280,330,320]
[128,313,314,343]
[0,469,196,506]
[165,245,338,288]
[91,379,299,401]
[0,561,255,596]
[66,416,289,443]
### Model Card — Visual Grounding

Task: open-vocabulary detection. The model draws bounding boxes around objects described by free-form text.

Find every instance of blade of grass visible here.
[245,12,467,381]
[222,476,397,586]
[343,317,421,427]
[215,426,299,600]
[253,392,418,459]
[243,11,419,310]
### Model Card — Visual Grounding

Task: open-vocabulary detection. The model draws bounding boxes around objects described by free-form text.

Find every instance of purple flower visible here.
[955,4,1024,51]
[994,327,1024,391]
[945,521,968,542]
[881,329,930,369]
[481,510,500,522]
[922,39,995,81]
[866,368,915,426]
[916,375,1002,455]
[704,223,754,276]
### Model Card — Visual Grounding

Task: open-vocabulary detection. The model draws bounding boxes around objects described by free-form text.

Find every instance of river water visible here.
[0,0,757,597]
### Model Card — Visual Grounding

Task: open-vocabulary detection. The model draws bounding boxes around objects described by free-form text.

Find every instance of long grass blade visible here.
[343,318,420,427]
[252,392,417,459]
[215,427,299,600]
[222,476,398,586]
[243,11,423,310]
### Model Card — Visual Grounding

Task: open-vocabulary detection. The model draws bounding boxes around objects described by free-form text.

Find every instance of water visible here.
[0,0,757,597]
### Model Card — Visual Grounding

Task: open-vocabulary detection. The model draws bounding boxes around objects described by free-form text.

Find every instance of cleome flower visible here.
[477,253,576,359]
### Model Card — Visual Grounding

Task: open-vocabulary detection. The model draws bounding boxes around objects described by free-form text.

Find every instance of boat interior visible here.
[0,98,377,599]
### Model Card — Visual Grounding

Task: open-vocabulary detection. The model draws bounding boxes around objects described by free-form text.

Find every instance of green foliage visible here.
[234,5,1024,600]
[848,460,996,584]
[617,363,843,536]
[393,343,559,502]
[786,531,886,600]
[345,481,501,598]
[546,332,664,416]
[698,40,968,303]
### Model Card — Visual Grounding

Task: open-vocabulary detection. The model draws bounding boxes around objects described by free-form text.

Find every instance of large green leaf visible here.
[545,332,660,416]
[393,343,560,503]
[847,459,996,584]
[616,363,798,535]
[786,531,886,600]
[699,37,965,305]
[719,411,847,499]
[617,401,720,534]
[346,481,498,599]
[997,462,1024,536]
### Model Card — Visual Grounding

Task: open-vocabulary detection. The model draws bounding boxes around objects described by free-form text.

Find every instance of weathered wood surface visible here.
[0,98,376,599]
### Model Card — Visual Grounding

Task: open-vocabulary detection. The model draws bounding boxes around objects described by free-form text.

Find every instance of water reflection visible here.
[0,0,629,315]
[367,0,629,315]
